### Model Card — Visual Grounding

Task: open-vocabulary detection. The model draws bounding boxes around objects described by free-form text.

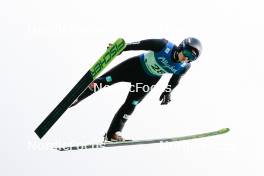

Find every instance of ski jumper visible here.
[77,39,190,139]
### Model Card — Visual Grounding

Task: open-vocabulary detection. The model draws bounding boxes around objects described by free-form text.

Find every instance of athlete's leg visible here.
[106,80,160,140]
[72,56,141,106]
[76,74,115,102]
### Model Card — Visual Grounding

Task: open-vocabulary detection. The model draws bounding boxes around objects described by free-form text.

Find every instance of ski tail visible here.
[35,38,126,139]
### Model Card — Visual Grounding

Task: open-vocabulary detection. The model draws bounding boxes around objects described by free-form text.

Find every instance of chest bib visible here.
[140,41,189,77]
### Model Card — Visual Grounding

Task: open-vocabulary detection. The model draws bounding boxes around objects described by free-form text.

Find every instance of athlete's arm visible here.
[123,39,168,52]
[168,64,191,91]
[159,64,191,105]
[159,75,180,105]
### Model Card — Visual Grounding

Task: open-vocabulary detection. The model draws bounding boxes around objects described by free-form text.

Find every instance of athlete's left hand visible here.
[159,91,171,105]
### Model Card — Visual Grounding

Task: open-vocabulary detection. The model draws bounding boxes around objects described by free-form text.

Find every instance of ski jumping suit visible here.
[77,39,191,139]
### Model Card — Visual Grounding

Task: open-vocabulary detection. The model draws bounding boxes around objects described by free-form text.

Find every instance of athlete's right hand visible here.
[159,91,171,105]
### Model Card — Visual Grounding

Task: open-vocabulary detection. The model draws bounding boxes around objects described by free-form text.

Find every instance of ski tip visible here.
[219,128,230,134]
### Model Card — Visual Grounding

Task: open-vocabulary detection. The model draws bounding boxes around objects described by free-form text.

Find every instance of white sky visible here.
[1,0,263,175]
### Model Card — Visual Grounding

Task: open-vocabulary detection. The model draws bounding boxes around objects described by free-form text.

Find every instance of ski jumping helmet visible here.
[178,37,202,62]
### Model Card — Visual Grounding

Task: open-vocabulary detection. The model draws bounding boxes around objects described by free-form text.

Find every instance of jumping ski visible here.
[35,38,126,139]
[54,128,230,151]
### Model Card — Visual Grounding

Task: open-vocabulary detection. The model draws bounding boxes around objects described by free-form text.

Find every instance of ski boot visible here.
[104,131,128,142]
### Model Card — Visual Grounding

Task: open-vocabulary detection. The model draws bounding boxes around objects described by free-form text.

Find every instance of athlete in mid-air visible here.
[70,37,202,142]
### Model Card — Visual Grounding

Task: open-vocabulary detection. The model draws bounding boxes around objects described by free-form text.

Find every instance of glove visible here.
[159,91,171,105]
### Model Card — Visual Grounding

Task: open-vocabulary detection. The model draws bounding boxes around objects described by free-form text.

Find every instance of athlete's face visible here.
[178,51,190,62]
[174,49,198,63]
[173,51,189,63]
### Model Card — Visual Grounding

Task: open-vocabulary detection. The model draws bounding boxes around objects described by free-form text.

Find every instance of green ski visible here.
[54,128,230,151]
[35,38,126,139]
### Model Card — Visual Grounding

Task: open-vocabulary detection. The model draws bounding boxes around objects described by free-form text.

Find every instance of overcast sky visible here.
[1,0,263,176]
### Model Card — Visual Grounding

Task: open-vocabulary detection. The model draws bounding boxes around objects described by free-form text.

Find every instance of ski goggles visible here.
[182,49,198,61]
